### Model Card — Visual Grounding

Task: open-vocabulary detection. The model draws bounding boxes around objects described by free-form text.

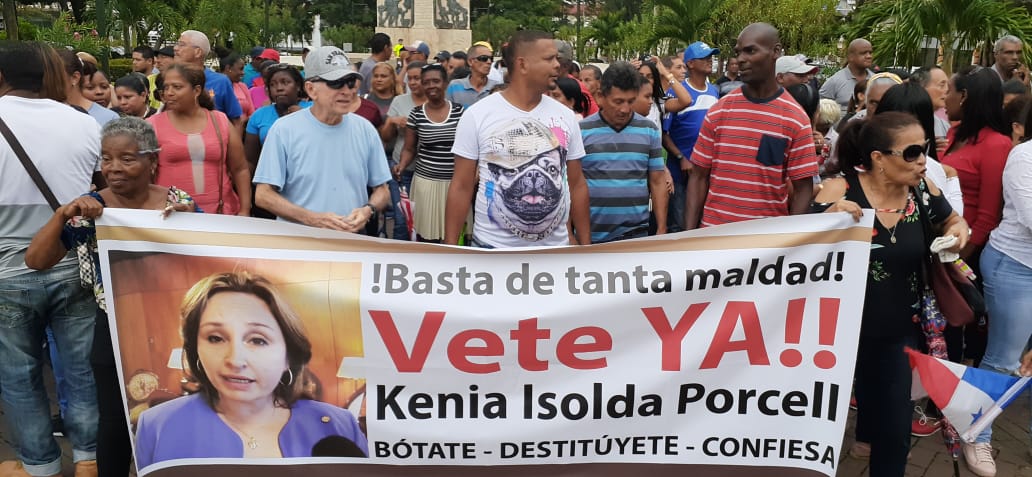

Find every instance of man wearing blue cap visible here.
[244,45,265,87]
[404,41,430,63]
[662,40,720,232]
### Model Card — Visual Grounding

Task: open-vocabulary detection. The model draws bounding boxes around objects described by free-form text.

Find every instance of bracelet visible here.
[364,202,378,215]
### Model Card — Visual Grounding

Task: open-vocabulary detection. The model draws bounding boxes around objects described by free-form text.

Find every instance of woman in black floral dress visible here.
[813,112,969,477]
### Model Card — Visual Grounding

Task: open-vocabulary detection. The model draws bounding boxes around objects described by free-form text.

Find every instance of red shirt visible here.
[690,88,819,226]
[353,98,384,129]
[570,75,599,116]
[941,127,1011,247]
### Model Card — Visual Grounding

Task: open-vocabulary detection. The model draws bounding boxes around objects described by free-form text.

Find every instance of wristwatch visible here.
[364,203,378,215]
[675,153,685,161]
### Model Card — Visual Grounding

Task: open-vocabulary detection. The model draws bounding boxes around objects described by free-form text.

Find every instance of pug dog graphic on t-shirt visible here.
[483,118,569,241]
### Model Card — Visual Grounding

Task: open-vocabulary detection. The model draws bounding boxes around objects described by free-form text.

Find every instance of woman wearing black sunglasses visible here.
[812,112,969,477]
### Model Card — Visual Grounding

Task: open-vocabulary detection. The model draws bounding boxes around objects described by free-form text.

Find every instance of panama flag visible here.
[906,348,1031,441]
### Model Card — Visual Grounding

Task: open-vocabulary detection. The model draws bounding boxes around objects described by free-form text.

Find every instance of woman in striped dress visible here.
[394,64,463,242]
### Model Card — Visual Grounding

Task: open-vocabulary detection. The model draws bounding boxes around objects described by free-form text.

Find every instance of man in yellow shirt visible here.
[147,46,175,109]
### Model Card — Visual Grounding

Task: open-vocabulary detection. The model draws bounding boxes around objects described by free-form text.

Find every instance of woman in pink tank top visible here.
[149,64,251,215]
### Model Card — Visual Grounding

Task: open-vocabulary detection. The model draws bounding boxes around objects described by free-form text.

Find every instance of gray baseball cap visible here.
[304,46,360,81]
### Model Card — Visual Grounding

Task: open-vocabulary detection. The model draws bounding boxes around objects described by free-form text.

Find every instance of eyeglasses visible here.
[472,55,492,63]
[265,63,294,73]
[313,76,359,90]
[880,141,929,162]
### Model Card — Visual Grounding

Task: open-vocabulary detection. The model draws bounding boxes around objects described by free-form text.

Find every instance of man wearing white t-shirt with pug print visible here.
[445,30,590,248]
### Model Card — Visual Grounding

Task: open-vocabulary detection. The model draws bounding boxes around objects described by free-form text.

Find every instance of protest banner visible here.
[96,209,874,477]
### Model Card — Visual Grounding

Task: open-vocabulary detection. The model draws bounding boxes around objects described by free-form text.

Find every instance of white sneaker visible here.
[963,442,996,477]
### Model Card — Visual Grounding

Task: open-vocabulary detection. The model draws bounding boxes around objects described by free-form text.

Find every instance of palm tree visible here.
[651,0,721,48]
[108,0,187,47]
[846,0,1032,73]
[588,11,620,60]
[2,0,18,40]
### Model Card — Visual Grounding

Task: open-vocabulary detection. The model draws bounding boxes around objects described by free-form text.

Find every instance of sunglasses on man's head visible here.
[880,140,929,162]
[314,76,359,90]
[472,55,492,63]
[265,63,293,73]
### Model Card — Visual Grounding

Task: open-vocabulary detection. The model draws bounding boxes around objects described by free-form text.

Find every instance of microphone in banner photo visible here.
[132,271,368,471]
[312,435,369,457]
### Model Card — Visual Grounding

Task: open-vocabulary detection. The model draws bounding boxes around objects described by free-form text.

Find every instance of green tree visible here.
[266,0,314,47]
[36,11,106,56]
[472,14,520,53]
[846,0,1032,73]
[651,0,720,48]
[190,0,261,49]
[588,11,621,59]
[322,24,375,50]
[310,0,375,28]
[107,0,187,47]
[770,0,840,59]
[474,0,563,31]
[615,9,657,59]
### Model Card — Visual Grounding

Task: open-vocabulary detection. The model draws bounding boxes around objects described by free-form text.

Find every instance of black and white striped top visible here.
[406,102,464,181]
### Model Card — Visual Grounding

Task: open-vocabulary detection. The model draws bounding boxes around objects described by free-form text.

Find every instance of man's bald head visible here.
[846,38,873,70]
[740,22,781,50]
[734,23,782,90]
[847,39,871,55]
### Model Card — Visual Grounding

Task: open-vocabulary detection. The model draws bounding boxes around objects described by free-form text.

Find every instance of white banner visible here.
[96,209,874,477]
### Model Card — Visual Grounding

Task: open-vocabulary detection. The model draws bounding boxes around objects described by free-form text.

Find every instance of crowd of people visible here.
[0,20,1031,477]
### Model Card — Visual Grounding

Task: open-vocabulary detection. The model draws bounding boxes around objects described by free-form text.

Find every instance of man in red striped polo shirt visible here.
[685,23,819,229]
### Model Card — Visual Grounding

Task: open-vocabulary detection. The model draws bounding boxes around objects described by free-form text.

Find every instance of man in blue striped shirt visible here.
[579,62,668,243]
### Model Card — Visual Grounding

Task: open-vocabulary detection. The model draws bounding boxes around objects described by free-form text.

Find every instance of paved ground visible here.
[837,390,1032,476]
[0,383,1028,476]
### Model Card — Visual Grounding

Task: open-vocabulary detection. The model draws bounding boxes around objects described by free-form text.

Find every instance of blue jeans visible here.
[667,180,686,233]
[0,267,98,474]
[45,326,68,417]
[387,178,409,241]
[975,244,1032,443]
[399,170,414,195]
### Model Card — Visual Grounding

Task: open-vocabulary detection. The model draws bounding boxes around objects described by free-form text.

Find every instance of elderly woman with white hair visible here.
[26,117,200,477]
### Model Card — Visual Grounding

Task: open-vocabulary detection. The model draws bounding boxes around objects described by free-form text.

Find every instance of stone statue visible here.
[434,0,468,29]
[378,0,414,28]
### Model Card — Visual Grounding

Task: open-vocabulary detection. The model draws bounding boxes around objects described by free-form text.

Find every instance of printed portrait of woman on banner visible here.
[133,271,368,471]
